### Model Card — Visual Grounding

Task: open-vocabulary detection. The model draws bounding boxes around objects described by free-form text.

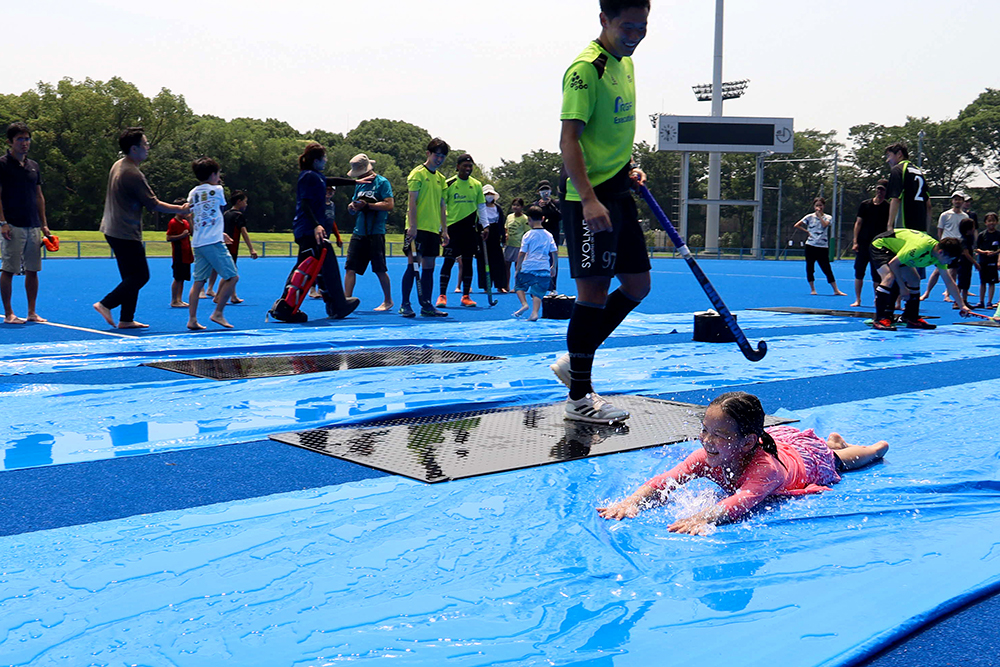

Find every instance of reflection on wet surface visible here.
[271,396,791,483]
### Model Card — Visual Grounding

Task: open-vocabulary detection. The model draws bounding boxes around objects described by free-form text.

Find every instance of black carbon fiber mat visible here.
[145,346,503,380]
[269,395,793,483]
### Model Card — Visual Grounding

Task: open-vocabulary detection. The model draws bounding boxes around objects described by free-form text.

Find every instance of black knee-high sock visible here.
[420,267,435,308]
[903,296,920,321]
[401,264,416,305]
[594,289,642,342]
[874,285,893,320]
[439,259,454,295]
[566,302,609,400]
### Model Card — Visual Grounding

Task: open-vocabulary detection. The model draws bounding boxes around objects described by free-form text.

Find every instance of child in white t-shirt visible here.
[186,157,238,329]
[513,206,558,321]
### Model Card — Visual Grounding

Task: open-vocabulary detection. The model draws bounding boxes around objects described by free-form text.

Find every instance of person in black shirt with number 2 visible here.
[885,142,931,234]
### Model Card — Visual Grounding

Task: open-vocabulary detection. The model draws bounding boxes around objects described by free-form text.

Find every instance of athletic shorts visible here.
[404,230,440,259]
[869,232,896,270]
[1,225,42,274]
[345,234,387,275]
[514,269,550,298]
[563,191,650,279]
[172,260,191,282]
[854,243,879,281]
[503,245,520,263]
[979,263,999,285]
[957,258,973,291]
[193,242,238,282]
[442,219,479,259]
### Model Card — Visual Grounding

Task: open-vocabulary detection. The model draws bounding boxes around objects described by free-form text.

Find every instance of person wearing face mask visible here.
[532,180,562,293]
[481,184,508,292]
[269,143,368,321]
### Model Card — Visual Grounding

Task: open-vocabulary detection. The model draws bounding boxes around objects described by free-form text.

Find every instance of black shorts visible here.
[404,229,441,259]
[979,262,999,285]
[957,258,973,290]
[854,243,879,281]
[172,260,191,282]
[345,234,387,275]
[869,232,896,270]
[442,218,479,259]
[563,192,650,279]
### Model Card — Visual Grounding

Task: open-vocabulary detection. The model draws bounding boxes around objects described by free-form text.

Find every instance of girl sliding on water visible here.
[597,392,888,535]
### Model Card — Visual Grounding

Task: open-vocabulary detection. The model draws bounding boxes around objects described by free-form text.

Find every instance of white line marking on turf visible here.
[39,321,134,338]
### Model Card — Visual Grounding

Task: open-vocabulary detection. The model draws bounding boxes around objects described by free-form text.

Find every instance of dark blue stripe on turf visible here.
[0,440,387,537]
[655,355,1000,410]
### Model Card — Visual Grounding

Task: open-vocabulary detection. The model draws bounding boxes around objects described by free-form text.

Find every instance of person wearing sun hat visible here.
[481,184,508,292]
[345,153,395,311]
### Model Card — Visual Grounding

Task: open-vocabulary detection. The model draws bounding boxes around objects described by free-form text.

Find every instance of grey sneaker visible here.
[399,303,415,318]
[565,394,630,424]
[550,353,571,388]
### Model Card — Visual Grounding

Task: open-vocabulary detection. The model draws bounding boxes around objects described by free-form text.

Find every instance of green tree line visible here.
[4,77,1000,250]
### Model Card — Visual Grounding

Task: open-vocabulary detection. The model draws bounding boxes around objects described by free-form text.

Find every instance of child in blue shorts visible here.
[186,157,239,329]
[513,205,558,321]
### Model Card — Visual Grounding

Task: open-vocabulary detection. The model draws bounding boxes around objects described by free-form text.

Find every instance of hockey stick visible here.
[637,184,767,362]
[961,309,997,321]
[479,231,497,307]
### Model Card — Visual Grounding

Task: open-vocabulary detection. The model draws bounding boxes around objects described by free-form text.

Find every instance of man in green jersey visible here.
[551,0,650,424]
[869,229,968,330]
[439,153,488,308]
[401,138,450,318]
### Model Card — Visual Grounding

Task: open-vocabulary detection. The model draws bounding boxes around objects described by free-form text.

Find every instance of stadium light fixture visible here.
[692,79,750,102]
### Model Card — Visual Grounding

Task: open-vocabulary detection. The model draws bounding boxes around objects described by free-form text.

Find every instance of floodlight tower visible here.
[694,0,748,252]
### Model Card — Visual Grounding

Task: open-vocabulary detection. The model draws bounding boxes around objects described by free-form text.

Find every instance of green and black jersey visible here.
[872,228,947,270]
[887,160,930,233]
[444,175,486,226]
[560,40,636,202]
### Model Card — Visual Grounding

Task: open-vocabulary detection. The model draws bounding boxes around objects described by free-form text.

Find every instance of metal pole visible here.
[776,179,782,258]
[705,0,724,252]
[680,151,690,243]
[753,154,764,257]
[832,151,839,259]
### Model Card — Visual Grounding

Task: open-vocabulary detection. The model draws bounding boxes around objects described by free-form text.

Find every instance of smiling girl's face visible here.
[699,405,758,470]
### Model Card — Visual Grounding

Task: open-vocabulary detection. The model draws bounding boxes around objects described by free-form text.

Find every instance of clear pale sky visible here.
[7,0,998,170]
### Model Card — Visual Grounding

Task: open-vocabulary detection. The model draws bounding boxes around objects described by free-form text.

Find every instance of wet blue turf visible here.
[1,255,998,666]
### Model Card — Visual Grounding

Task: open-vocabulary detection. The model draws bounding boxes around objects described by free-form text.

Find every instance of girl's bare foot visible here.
[210,313,234,328]
[848,301,861,307]
[170,301,189,308]
[527,313,539,322]
[93,302,115,327]
[187,321,207,331]
[809,290,818,295]
[117,320,149,329]
[373,301,394,312]
[834,290,847,296]
[871,440,889,459]
[230,296,244,304]
[4,314,26,324]
[26,313,47,322]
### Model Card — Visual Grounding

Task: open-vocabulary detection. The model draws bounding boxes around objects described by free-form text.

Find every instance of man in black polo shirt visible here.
[850,179,890,307]
[0,122,50,324]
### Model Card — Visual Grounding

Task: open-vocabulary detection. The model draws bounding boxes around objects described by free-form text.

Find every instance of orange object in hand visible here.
[42,234,59,252]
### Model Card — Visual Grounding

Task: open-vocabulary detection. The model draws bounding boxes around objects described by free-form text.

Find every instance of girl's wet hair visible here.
[708,391,781,463]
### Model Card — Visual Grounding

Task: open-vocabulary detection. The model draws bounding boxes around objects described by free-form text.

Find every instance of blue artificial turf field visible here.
[1,254,999,666]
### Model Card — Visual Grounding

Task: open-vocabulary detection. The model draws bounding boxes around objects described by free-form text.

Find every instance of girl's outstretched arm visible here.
[597,481,676,520]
